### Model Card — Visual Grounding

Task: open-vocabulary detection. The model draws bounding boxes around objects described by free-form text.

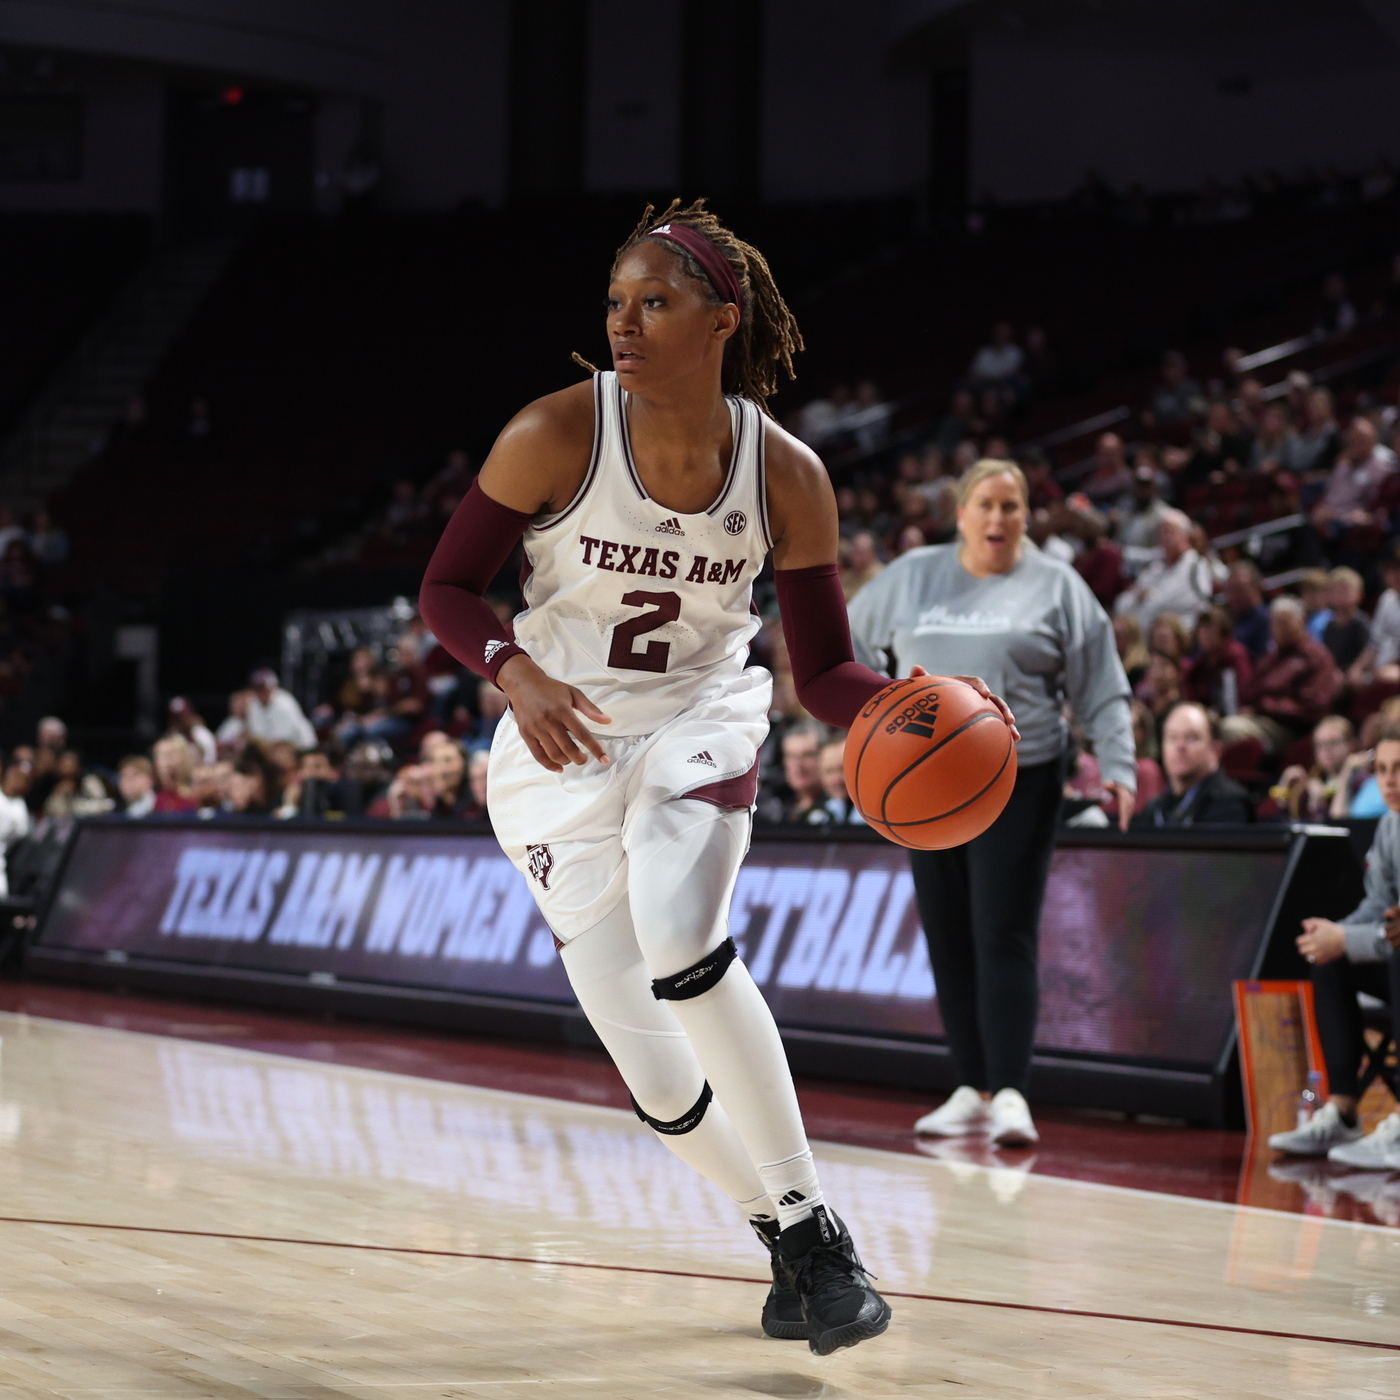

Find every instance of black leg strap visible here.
[651,937,738,1001]
[631,1081,713,1135]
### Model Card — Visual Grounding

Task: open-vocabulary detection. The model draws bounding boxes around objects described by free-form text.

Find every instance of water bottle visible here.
[1296,1070,1323,1128]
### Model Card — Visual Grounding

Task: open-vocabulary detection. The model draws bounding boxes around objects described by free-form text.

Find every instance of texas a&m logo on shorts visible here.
[526,844,555,889]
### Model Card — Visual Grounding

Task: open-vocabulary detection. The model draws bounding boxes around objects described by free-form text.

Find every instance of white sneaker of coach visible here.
[988,1088,1039,1147]
[1326,1111,1400,1171]
[913,1085,989,1136]
[1267,1100,1363,1157]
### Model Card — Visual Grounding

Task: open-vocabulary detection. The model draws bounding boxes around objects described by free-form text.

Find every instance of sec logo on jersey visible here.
[724,510,747,536]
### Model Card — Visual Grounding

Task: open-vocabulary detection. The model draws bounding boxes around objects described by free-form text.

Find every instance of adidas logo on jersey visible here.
[687,751,717,767]
[655,516,685,536]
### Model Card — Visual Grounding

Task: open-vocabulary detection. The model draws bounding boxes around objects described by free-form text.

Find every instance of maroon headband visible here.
[645,222,743,318]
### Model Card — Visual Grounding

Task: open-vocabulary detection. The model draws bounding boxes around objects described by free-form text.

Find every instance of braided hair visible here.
[576,199,804,415]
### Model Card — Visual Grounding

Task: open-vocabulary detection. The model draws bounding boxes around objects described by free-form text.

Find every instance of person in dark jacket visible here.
[1132,701,1253,827]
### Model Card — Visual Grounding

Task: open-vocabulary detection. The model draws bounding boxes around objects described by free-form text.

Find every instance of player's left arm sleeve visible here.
[1062,574,1137,792]
[775,564,893,729]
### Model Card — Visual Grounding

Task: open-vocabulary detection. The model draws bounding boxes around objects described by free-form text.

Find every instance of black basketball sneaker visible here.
[750,1218,808,1339]
[778,1206,892,1355]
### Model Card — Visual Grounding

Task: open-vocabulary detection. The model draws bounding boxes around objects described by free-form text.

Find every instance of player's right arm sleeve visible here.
[419,480,534,685]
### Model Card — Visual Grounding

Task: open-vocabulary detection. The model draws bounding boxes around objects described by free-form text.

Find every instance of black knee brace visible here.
[650,936,737,1002]
[631,1081,712,1135]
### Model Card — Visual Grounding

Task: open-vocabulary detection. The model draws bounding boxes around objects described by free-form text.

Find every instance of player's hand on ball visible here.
[496,654,611,772]
[910,667,1020,741]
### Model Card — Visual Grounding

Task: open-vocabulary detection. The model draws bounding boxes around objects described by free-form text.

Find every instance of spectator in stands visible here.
[1131,702,1252,827]
[1249,405,1292,472]
[1145,351,1204,429]
[228,745,281,815]
[1119,462,1171,562]
[1114,509,1213,631]
[27,510,68,566]
[1083,433,1132,506]
[0,759,30,893]
[371,762,433,820]
[467,750,490,819]
[189,764,222,815]
[245,669,317,750]
[167,697,217,764]
[152,736,198,814]
[792,383,851,450]
[1020,448,1062,512]
[1113,614,1150,687]
[894,524,927,556]
[427,741,477,820]
[1269,722,1400,1168]
[336,647,378,719]
[931,389,978,455]
[1312,418,1397,540]
[1349,548,1400,686]
[1071,502,1127,610]
[1183,606,1252,715]
[1129,700,1166,808]
[1225,596,1342,755]
[811,736,864,826]
[1314,273,1359,338]
[42,752,114,819]
[1139,651,1184,726]
[342,741,393,814]
[848,380,893,452]
[467,679,508,753]
[1147,612,1191,663]
[968,322,1023,401]
[781,721,828,824]
[1300,569,1333,641]
[118,755,156,819]
[1176,400,1254,489]
[1284,387,1340,475]
[1224,561,1272,660]
[1321,567,1371,672]
[216,690,251,754]
[1275,715,1356,821]
[840,531,884,601]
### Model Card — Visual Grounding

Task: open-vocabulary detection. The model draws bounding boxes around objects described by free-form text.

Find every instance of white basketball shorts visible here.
[488,669,772,942]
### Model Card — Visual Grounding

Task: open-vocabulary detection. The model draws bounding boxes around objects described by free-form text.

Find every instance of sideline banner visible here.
[36,820,1288,1064]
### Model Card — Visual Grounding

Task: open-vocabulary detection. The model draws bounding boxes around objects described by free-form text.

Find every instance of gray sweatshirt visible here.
[1341,810,1400,962]
[847,543,1136,788]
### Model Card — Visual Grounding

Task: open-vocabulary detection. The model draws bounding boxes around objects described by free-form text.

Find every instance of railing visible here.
[1210,514,1307,549]
[1234,334,1316,374]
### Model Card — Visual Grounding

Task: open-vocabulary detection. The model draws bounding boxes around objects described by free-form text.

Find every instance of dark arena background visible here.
[1,2,1399,1394]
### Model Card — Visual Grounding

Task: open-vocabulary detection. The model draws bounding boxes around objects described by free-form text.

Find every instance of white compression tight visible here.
[559,800,824,1229]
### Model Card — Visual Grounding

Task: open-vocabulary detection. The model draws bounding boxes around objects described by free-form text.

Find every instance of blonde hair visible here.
[955,457,1028,510]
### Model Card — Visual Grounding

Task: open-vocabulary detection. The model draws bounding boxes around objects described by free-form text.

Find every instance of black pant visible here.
[909,757,1063,1097]
[1310,953,1400,1098]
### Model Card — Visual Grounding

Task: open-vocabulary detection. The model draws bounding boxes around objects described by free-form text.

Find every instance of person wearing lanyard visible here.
[848,458,1136,1146]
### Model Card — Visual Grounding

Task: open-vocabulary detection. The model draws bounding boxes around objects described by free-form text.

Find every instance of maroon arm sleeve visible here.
[775,563,893,729]
[419,479,533,685]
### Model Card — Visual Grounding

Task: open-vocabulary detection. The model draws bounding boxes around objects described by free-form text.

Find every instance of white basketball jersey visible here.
[512,371,772,736]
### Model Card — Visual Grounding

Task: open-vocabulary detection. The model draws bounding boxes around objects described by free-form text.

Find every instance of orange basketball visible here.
[844,675,1017,849]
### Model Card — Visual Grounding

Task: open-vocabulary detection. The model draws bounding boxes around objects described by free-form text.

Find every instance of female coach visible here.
[848,458,1136,1147]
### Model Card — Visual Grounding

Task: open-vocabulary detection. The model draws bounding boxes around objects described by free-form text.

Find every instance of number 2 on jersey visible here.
[608,590,681,673]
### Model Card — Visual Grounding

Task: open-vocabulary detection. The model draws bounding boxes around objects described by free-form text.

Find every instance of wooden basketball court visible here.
[0,1010,1396,1398]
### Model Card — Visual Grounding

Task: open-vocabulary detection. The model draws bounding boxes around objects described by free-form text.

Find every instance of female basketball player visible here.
[420,202,1013,1355]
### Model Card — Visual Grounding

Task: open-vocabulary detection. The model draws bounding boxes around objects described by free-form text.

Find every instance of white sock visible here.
[756,1149,826,1230]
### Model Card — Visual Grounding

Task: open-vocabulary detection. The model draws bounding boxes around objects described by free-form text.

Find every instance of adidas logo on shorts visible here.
[687,750,717,767]
[655,516,685,535]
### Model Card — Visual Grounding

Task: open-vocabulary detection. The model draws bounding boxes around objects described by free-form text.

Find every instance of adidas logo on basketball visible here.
[687,751,717,767]
[885,692,940,740]
[655,516,685,535]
